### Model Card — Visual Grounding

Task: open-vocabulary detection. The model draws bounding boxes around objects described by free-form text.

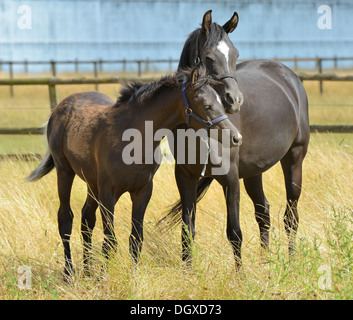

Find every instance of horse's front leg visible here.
[98,184,118,260]
[81,186,98,276]
[129,181,153,264]
[219,171,242,270]
[175,165,199,265]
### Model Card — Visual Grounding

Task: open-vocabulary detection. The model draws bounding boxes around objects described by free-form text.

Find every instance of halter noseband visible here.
[181,81,228,130]
[181,80,228,177]
[193,31,237,83]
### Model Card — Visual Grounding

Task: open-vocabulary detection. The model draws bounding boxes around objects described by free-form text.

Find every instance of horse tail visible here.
[158,176,214,229]
[26,151,55,182]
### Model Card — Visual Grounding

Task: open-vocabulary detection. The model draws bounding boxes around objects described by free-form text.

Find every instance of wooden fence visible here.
[0,72,352,141]
[1,58,178,97]
[1,56,353,76]
[0,58,179,76]
[1,56,353,96]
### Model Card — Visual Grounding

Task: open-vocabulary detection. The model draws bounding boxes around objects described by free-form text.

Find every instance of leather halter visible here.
[181,80,228,176]
[185,31,237,176]
[181,81,228,130]
[193,31,237,83]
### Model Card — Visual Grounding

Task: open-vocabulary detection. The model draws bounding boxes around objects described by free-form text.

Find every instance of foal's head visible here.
[179,10,244,114]
[181,66,242,147]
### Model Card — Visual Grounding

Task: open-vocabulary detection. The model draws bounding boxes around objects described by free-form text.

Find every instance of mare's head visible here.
[180,65,242,147]
[178,10,243,114]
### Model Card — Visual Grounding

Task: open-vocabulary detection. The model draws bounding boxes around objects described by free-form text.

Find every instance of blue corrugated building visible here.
[0,0,352,72]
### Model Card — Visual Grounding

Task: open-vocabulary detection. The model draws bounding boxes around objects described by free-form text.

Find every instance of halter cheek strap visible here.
[193,31,238,83]
[181,81,228,176]
[181,81,228,130]
[211,73,237,82]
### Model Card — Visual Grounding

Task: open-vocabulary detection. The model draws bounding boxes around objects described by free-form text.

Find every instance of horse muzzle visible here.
[223,91,244,114]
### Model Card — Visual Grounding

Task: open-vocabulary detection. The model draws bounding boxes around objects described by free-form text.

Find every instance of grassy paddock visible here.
[0,132,352,299]
[0,73,352,299]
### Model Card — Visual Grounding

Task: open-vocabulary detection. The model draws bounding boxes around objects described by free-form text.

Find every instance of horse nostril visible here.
[225,92,235,105]
[232,133,242,146]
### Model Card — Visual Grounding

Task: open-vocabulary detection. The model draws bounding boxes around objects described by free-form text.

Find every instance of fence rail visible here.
[1,56,353,96]
[0,58,179,83]
[0,73,353,144]
[1,56,353,76]
[0,72,351,111]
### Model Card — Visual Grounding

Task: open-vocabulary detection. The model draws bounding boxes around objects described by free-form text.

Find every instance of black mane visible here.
[114,75,178,108]
[114,66,219,108]
[114,23,226,108]
[178,22,225,69]
[116,82,144,106]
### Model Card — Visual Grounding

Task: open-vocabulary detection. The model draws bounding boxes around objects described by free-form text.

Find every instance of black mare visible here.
[164,10,310,269]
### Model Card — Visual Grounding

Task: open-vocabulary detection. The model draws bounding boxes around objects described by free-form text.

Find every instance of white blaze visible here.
[216,40,230,71]
[214,91,222,105]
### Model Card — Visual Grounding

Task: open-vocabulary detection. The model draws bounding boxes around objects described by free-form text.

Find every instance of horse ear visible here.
[202,10,212,34]
[191,68,199,85]
[223,12,239,34]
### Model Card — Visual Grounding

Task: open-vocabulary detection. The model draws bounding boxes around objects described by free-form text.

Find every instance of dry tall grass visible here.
[0,74,352,299]
[0,133,352,299]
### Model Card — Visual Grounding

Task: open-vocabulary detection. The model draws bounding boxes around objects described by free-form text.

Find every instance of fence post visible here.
[122,59,126,74]
[145,58,150,74]
[24,59,28,74]
[9,62,14,97]
[48,83,57,111]
[93,61,98,91]
[50,60,56,77]
[137,60,141,77]
[75,58,79,74]
[168,57,173,73]
[294,56,298,70]
[317,58,323,94]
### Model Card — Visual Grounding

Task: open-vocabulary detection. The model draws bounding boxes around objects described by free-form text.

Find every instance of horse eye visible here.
[204,105,211,111]
[205,57,214,64]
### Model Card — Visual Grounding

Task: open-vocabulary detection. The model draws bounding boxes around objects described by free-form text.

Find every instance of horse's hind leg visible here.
[280,144,307,257]
[81,185,98,275]
[243,174,270,252]
[56,165,75,278]
[129,181,153,264]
